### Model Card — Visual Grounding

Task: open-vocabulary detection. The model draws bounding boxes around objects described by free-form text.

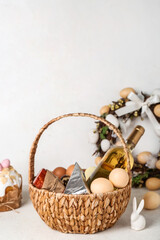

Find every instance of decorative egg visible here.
[154,104,160,118]
[100,139,110,152]
[52,167,66,179]
[66,164,75,176]
[1,159,10,168]
[120,87,136,99]
[156,160,160,170]
[95,156,102,165]
[100,105,110,115]
[137,152,152,165]
[145,178,160,191]
[91,178,114,193]
[143,191,160,210]
[106,114,119,128]
[109,168,129,188]
[85,167,96,181]
[88,129,99,144]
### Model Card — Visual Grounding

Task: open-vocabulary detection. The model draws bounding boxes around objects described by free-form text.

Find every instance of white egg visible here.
[152,88,160,97]
[88,129,99,144]
[101,139,110,152]
[106,114,119,128]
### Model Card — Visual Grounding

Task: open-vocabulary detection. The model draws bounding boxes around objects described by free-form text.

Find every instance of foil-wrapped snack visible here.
[64,162,90,195]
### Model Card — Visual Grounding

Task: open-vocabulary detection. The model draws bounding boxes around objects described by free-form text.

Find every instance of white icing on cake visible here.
[0,166,22,197]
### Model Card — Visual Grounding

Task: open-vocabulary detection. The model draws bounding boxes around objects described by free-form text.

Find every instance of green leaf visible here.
[100,133,106,140]
[101,126,108,134]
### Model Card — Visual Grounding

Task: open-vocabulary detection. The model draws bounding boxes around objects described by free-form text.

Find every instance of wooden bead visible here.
[154,104,160,117]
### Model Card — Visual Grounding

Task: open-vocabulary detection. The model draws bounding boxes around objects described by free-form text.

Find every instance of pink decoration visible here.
[1,159,10,168]
[0,163,3,171]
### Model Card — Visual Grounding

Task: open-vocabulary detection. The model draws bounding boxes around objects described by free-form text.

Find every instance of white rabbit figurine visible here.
[130,197,146,231]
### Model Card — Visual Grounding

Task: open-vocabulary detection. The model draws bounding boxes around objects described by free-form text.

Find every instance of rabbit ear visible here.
[137,199,144,214]
[133,197,137,212]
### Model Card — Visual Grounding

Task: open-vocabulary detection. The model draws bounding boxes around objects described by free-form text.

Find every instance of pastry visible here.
[0,159,22,212]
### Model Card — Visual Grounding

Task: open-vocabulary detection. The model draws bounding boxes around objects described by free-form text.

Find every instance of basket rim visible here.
[29,172,132,198]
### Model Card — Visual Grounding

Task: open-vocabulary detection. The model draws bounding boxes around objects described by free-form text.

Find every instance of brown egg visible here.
[120,87,136,99]
[95,157,102,165]
[156,160,160,170]
[137,152,152,165]
[109,168,129,188]
[100,105,110,115]
[143,191,160,210]
[66,164,75,176]
[154,104,160,117]
[53,167,66,179]
[91,178,114,193]
[145,177,160,190]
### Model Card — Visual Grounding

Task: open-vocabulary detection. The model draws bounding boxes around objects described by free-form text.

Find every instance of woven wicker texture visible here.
[29,113,132,234]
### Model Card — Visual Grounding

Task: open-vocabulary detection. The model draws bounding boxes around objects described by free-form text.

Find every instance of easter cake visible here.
[0,159,22,212]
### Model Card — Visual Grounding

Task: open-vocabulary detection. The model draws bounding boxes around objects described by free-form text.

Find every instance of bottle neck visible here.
[126,139,135,151]
[126,125,145,151]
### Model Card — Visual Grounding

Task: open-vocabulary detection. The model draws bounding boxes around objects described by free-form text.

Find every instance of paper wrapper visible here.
[0,185,22,212]
[42,171,65,193]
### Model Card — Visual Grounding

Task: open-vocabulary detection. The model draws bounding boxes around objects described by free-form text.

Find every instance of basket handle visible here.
[29,113,130,184]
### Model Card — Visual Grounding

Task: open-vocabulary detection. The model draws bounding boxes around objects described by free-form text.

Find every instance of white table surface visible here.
[0,186,160,240]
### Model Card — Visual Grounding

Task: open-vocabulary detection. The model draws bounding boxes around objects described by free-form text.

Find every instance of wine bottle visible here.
[87,125,145,187]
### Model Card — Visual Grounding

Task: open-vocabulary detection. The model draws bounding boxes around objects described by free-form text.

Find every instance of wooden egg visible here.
[100,105,110,115]
[145,177,160,190]
[156,160,160,170]
[154,104,160,118]
[95,156,102,165]
[137,152,152,165]
[120,87,136,99]
[143,191,160,210]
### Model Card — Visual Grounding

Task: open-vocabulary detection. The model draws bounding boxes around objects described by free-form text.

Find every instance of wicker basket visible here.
[29,113,132,234]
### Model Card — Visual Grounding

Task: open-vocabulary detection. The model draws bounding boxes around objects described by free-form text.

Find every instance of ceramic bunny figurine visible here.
[130,197,146,231]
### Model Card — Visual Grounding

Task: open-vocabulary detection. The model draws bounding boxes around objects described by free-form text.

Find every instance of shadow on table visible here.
[22,186,31,206]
